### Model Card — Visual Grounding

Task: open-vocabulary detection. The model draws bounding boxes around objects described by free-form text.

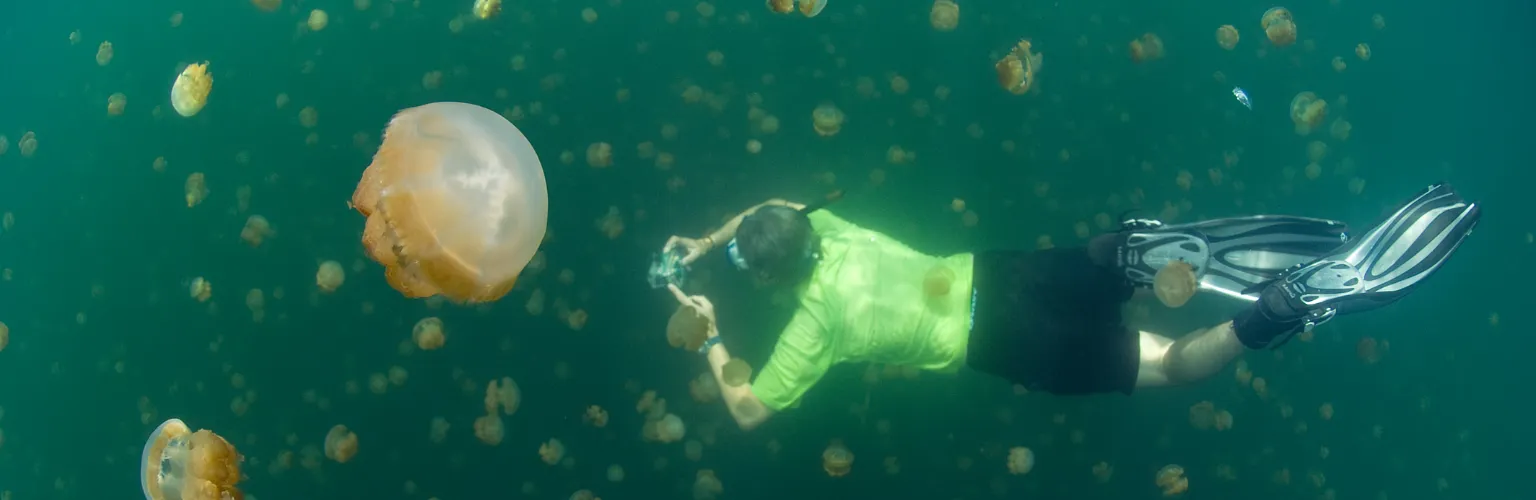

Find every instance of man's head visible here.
[734,205,820,286]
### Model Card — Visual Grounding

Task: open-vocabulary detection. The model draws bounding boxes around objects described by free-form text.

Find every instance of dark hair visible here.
[736,205,820,284]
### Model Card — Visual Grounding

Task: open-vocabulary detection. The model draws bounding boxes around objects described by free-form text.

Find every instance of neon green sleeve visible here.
[750,305,834,411]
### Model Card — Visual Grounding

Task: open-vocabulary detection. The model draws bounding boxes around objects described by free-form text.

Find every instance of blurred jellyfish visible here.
[1289,92,1327,135]
[1216,25,1239,50]
[1372,13,1386,30]
[171,63,212,117]
[324,425,358,463]
[429,417,450,444]
[929,0,958,31]
[1355,43,1372,61]
[184,173,208,208]
[693,470,723,500]
[668,305,710,351]
[473,0,502,19]
[413,317,446,350]
[797,0,826,17]
[140,418,244,500]
[1329,119,1352,141]
[1093,461,1114,482]
[0,320,8,352]
[657,414,686,443]
[316,260,345,293]
[496,377,520,415]
[1153,260,1197,308]
[1129,33,1165,62]
[1307,141,1329,162]
[1332,56,1347,73]
[924,265,955,298]
[822,441,854,477]
[1188,401,1216,429]
[690,373,720,403]
[17,132,35,158]
[299,106,319,128]
[721,358,752,387]
[1155,464,1189,496]
[994,40,1043,95]
[767,0,793,14]
[108,93,128,116]
[586,142,613,167]
[388,366,408,386]
[539,439,565,465]
[685,440,705,461]
[1319,403,1334,420]
[1357,337,1382,363]
[240,215,275,247]
[1214,410,1233,430]
[1006,447,1035,475]
[96,41,114,66]
[189,277,212,303]
[811,103,845,137]
[245,289,265,323]
[307,10,329,31]
[351,103,548,303]
[474,413,505,445]
[583,406,609,427]
[1261,7,1297,47]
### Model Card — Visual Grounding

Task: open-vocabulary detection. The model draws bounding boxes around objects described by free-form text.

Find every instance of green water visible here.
[0,0,1531,499]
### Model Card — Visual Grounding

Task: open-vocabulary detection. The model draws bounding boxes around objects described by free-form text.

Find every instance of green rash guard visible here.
[749,210,975,411]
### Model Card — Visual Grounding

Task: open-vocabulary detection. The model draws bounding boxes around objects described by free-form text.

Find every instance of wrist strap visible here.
[698,335,722,354]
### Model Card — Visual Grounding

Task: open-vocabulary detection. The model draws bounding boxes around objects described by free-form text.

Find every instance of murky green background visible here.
[0,0,1531,499]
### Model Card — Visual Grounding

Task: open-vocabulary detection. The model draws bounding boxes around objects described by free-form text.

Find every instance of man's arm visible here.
[700,199,806,251]
[704,330,773,431]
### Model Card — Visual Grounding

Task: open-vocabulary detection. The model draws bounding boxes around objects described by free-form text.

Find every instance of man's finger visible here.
[666,284,690,304]
[662,236,678,253]
[680,251,699,266]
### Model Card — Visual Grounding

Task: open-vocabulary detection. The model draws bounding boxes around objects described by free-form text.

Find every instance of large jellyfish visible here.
[141,418,244,500]
[351,102,548,303]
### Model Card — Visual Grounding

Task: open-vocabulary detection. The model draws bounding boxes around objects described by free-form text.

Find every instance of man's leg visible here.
[1134,323,1244,388]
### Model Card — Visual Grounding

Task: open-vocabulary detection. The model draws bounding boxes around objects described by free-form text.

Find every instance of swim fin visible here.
[1114,215,1350,301]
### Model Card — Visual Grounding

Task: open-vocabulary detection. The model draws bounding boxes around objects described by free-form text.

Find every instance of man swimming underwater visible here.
[659,183,1480,430]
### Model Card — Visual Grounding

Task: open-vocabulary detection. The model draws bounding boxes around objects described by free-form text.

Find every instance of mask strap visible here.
[725,238,750,270]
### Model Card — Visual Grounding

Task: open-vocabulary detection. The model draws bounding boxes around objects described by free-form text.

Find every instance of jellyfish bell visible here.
[171,62,213,117]
[667,305,710,350]
[351,102,549,303]
[797,0,825,17]
[1261,7,1297,47]
[994,40,1043,95]
[1289,92,1328,135]
[720,358,752,387]
[141,418,245,500]
[766,0,792,14]
[1153,260,1197,308]
[473,0,502,19]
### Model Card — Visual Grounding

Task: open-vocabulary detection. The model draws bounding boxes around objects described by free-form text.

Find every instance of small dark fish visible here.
[1232,87,1252,110]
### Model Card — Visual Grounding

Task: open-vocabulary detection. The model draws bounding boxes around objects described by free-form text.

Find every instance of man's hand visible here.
[667,284,717,335]
[662,236,712,266]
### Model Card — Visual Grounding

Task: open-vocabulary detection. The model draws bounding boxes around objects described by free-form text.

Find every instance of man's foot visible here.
[1110,215,1349,300]
[1233,183,1482,348]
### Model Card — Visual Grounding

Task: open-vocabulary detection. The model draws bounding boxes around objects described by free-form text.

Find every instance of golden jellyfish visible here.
[1289,92,1328,135]
[1093,461,1114,482]
[1155,464,1189,496]
[140,418,244,500]
[1189,401,1216,429]
[667,305,711,351]
[822,441,854,477]
[1332,56,1347,73]
[1129,33,1165,63]
[690,372,720,403]
[1319,402,1334,420]
[171,63,212,117]
[929,0,958,31]
[1216,25,1239,50]
[1261,7,1297,47]
[307,10,329,31]
[96,41,114,66]
[1372,13,1386,30]
[1330,119,1352,141]
[798,0,826,18]
[811,103,844,137]
[0,135,8,156]
[413,317,446,350]
[251,0,281,12]
[245,289,265,322]
[18,132,37,158]
[583,405,609,427]
[657,414,687,443]
[1355,43,1372,61]
[323,425,358,463]
[607,464,625,482]
[351,103,549,303]
[473,0,502,20]
[240,215,274,247]
[586,142,612,168]
[721,358,752,387]
[766,0,793,14]
[108,93,128,116]
[924,265,955,297]
[474,414,505,445]
[539,439,565,465]
[1153,260,1197,308]
[316,260,345,292]
[1214,410,1233,430]
[0,320,8,352]
[1006,447,1035,475]
[693,470,724,500]
[184,173,208,207]
[1357,336,1382,363]
[581,7,598,23]
[495,377,520,415]
[299,106,319,128]
[189,277,212,303]
[430,417,450,443]
[994,39,1043,95]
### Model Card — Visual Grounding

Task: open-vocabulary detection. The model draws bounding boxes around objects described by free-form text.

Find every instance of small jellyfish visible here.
[1153,260,1197,308]
[1216,25,1239,50]
[1289,92,1328,135]
[0,320,8,352]
[189,277,213,303]
[324,425,358,463]
[1319,403,1334,420]
[140,418,244,500]
[251,0,281,12]
[1261,7,1297,47]
[171,63,213,117]
[351,102,548,303]
[413,317,446,350]
[1332,56,1347,73]
[1357,336,1382,363]
[929,0,958,31]
[1006,447,1034,475]
[693,470,724,500]
[474,414,504,445]
[583,405,609,427]
[496,377,520,415]
[240,215,275,247]
[108,93,128,116]
[690,372,721,403]
[721,358,752,387]
[657,414,686,443]
[798,0,825,17]
[539,438,565,465]
[17,132,36,158]
[667,305,711,351]
[923,265,955,297]
[473,0,502,19]
[429,417,450,443]
[307,10,329,31]
[1155,464,1189,496]
[822,441,854,477]
[96,41,114,66]
[581,7,598,23]
[1093,461,1114,482]
[607,464,625,482]
[1355,43,1372,61]
[1188,401,1216,429]
[766,0,793,14]
[586,142,612,167]
[994,39,1043,95]
[184,173,208,208]
[1214,410,1234,430]
[1129,33,1165,62]
[811,103,844,137]
[245,289,265,322]
[1329,119,1352,141]
[316,260,345,293]
[299,106,319,128]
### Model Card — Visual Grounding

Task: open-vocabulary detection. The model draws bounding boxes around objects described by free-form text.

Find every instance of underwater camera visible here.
[648,247,688,289]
